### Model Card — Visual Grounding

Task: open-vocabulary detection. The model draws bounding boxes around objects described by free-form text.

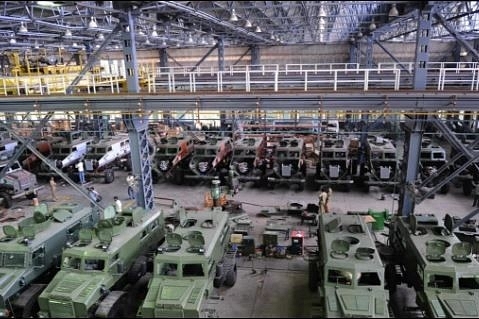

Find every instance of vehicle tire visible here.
[104,169,115,184]
[308,260,319,292]
[213,264,223,288]
[385,263,397,295]
[172,170,184,185]
[25,192,35,200]
[0,192,12,208]
[224,266,237,287]
[463,180,473,196]
[439,183,450,194]
[95,291,127,318]
[128,256,147,284]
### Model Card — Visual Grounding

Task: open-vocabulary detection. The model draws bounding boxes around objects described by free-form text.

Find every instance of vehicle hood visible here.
[0,268,26,306]
[143,277,208,314]
[46,271,110,304]
[432,292,479,317]
[331,288,388,317]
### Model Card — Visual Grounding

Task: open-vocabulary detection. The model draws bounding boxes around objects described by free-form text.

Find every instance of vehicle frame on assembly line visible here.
[37,205,166,318]
[309,213,390,318]
[387,213,479,318]
[138,206,237,318]
[361,135,400,192]
[83,133,131,184]
[314,136,356,191]
[230,135,267,184]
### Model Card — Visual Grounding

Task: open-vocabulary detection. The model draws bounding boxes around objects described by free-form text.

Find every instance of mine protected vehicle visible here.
[138,206,237,318]
[0,202,96,318]
[419,138,450,194]
[37,205,166,318]
[387,213,479,317]
[309,213,390,317]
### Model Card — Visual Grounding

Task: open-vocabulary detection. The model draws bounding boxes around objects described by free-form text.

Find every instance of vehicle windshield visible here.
[159,262,178,276]
[459,276,479,289]
[327,268,353,286]
[2,252,26,267]
[62,256,82,270]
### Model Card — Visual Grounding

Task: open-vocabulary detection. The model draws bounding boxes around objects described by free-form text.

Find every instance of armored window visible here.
[420,152,429,160]
[334,152,346,158]
[196,149,205,155]
[234,150,243,156]
[84,258,105,271]
[107,146,112,152]
[459,277,479,289]
[4,252,26,267]
[158,148,166,154]
[167,148,177,153]
[63,256,81,270]
[72,147,77,152]
[327,269,352,286]
[427,274,453,289]
[32,247,45,267]
[357,272,381,286]
[182,263,204,277]
[371,152,380,160]
[159,262,178,276]
[384,153,396,160]
[246,150,255,156]
[322,152,334,158]
[433,152,445,160]
[207,149,216,155]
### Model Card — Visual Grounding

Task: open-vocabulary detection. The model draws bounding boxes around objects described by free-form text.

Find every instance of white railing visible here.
[2,62,479,96]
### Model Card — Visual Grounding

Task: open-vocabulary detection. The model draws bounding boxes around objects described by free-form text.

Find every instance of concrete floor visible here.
[3,171,477,318]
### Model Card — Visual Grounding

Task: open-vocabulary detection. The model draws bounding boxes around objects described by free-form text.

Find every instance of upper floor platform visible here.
[0,62,478,112]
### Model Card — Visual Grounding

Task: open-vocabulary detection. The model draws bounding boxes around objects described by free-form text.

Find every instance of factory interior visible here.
[0,1,477,318]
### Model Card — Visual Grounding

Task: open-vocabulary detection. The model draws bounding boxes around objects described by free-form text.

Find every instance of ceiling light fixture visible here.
[187,33,194,44]
[9,37,16,45]
[369,19,376,32]
[229,9,238,22]
[19,22,28,34]
[200,37,207,45]
[161,39,167,47]
[255,25,262,33]
[244,19,252,28]
[389,4,399,18]
[59,43,64,50]
[124,25,130,32]
[97,33,104,41]
[151,25,158,38]
[34,40,39,49]
[72,42,78,48]
[145,38,151,45]
[88,17,98,29]
[64,29,72,38]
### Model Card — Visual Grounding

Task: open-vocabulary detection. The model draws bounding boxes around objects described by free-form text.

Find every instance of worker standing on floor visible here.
[325,185,333,213]
[473,180,479,207]
[318,186,328,214]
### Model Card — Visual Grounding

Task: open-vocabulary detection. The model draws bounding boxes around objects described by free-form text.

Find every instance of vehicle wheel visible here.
[25,192,35,200]
[224,266,237,287]
[104,169,115,184]
[172,170,184,185]
[308,260,319,292]
[213,264,223,288]
[151,170,159,184]
[385,263,397,295]
[128,256,147,284]
[439,183,450,194]
[463,180,473,196]
[0,192,12,208]
[95,291,127,318]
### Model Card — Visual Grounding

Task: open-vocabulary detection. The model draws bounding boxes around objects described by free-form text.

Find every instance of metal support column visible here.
[398,116,425,216]
[365,36,373,68]
[349,40,359,65]
[159,48,168,68]
[251,45,260,66]
[413,5,433,90]
[121,11,140,94]
[218,37,225,71]
[123,114,154,210]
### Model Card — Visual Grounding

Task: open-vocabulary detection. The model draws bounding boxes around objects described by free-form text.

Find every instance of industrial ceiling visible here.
[0,1,478,55]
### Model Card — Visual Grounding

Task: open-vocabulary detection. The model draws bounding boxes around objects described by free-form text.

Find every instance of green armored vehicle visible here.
[0,202,96,318]
[388,214,479,317]
[138,206,237,318]
[310,213,390,317]
[37,205,165,318]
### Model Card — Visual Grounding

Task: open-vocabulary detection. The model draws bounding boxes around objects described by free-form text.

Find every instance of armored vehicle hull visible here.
[387,214,479,317]
[309,213,390,318]
[231,136,267,184]
[37,205,165,318]
[138,206,237,318]
[0,202,96,318]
